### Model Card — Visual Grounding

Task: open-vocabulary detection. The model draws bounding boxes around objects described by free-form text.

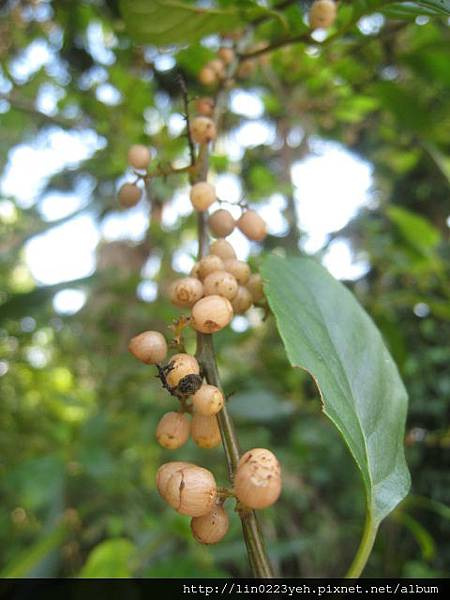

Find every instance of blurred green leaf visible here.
[423,143,450,184]
[386,206,441,257]
[384,1,450,17]
[79,539,136,578]
[228,389,295,422]
[119,0,240,45]
[395,512,436,560]
[0,523,69,578]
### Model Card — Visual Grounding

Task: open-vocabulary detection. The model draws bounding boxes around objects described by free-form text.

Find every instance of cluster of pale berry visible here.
[121,35,283,548]
[198,45,235,88]
[155,449,281,545]
[128,332,281,544]
[117,143,152,208]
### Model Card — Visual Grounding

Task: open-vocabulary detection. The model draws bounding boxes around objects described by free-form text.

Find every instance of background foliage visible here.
[0,0,449,578]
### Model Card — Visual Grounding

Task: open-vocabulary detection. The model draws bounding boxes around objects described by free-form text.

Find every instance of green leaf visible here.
[386,205,441,257]
[395,512,436,560]
[261,255,410,573]
[79,539,136,578]
[119,0,290,46]
[119,0,241,45]
[423,142,450,184]
[384,1,450,17]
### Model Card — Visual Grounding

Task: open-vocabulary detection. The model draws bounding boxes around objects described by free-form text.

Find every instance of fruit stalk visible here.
[180,44,274,577]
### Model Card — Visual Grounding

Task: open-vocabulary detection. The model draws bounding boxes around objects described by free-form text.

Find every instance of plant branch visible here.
[189,57,274,577]
[177,73,196,167]
[240,32,312,60]
[0,92,82,129]
[240,0,397,61]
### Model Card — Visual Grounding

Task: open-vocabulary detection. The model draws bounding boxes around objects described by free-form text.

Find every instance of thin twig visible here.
[240,0,396,61]
[0,92,83,129]
[177,73,196,167]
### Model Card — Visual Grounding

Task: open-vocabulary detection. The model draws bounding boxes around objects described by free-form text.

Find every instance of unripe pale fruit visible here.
[190,116,217,144]
[165,465,217,516]
[192,384,224,416]
[223,259,251,285]
[198,66,217,86]
[234,448,281,509]
[191,414,222,448]
[218,47,234,65]
[190,182,216,212]
[191,295,233,334]
[170,277,204,308]
[210,238,237,260]
[246,273,264,303]
[190,262,201,279]
[128,330,167,364]
[231,285,253,315]
[203,270,238,300]
[237,210,267,242]
[208,59,225,79]
[166,353,200,388]
[118,183,141,208]
[156,461,193,501]
[208,209,235,238]
[156,411,191,449]
[197,255,224,280]
[127,144,151,170]
[191,505,229,544]
[196,97,215,117]
[309,0,337,29]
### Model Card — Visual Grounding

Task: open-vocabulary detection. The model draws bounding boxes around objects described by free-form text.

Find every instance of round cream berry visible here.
[156,412,191,450]
[157,462,194,501]
[197,255,225,280]
[192,384,224,416]
[166,353,200,388]
[196,97,215,117]
[169,277,204,308]
[191,295,233,334]
[208,59,225,79]
[198,66,218,86]
[210,239,237,260]
[237,210,267,242]
[191,505,229,544]
[231,286,253,314]
[118,183,141,208]
[191,414,222,448]
[128,330,167,364]
[234,448,281,509]
[203,270,238,301]
[223,259,251,285]
[218,47,234,65]
[190,117,217,144]
[127,144,151,170]
[190,182,216,212]
[309,0,337,29]
[246,273,264,303]
[165,465,217,517]
[208,209,235,238]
